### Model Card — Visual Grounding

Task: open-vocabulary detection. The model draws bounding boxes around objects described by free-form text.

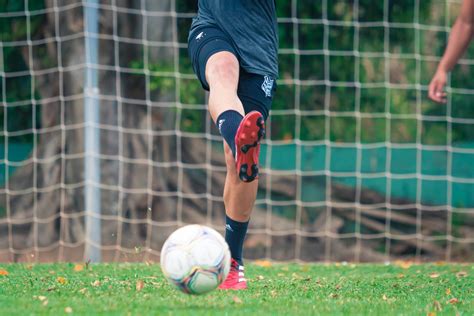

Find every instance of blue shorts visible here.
[188,26,276,120]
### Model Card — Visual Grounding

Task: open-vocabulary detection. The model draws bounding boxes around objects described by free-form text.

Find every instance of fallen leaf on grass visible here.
[79,288,87,294]
[254,260,272,267]
[257,275,264,280]
[427,312,436,316]
[57,276,67,284]
[445,288,451,295]
[232,296,242,304]
[433,300,442,311]
[447,298,459,305]
[0,269,8,276]
[394,260,413,269]
[382,294,388,301]
[329,293,338,299]
[429,273,440,279]
[74,264,84,272]
[136,280,144,291]
[92,280,101,287]
[42,300,49,306]
[65,307,73,313]
[47,287,57,292]
[456,271,468,278]
[397,273,405,278]
[38,296,47,301]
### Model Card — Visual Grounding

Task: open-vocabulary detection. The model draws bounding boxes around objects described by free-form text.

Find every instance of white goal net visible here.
[0,0,473,263]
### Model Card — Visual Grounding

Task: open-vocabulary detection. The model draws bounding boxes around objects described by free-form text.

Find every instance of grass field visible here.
[0,262,472,315]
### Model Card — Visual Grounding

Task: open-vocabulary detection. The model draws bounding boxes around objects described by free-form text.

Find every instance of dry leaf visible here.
[427,313,436,316]
[456,271,468,278]
[92,280,101,287]
[397,273,405,278]
[447,298,459,305]
[329,293,338,299]
[136,280,144,291]
[445,288,451,295]
[254,260,272,268]
[257,275,264,280]
[74,264,84,272]
[394,260,413,269]
[0,269,9,276]
[38,296,47,301]
[382,294,388,301]
[232,296,242,304]
[79,288,87,294]
[42,300,48,306]
[429,273,440,279]
[433,300,442,311]
[65,307,73,313]
[57,276,67,284]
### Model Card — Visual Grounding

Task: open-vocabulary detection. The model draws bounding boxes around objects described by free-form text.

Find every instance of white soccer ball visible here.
[160,224,231,295]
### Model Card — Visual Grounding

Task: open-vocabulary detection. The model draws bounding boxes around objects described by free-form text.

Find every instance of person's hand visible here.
[428,69,448,103]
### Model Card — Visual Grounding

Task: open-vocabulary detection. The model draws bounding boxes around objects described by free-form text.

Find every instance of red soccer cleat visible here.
[218,258,247,290]
[234,111,265,182]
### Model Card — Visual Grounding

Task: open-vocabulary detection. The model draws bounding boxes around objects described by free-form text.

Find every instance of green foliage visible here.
[0,263,472,315]
[3,1,474,145]
[0,0,44,143]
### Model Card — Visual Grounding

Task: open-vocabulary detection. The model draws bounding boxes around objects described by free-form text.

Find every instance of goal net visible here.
[0,0,473,263]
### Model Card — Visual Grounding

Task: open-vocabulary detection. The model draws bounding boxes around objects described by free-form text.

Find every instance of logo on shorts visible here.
[196,31,205,41]
[261,76,274,98]
[218,119,225,132]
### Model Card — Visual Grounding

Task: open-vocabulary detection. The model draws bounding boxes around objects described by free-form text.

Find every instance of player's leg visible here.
[205,51,259,290]
[205,52,244,120]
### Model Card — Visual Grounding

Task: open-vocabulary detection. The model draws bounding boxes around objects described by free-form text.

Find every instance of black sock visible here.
[216,110,243,157]
[225,215,249,266]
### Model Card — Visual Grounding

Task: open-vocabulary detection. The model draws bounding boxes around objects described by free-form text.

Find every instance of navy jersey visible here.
[190,0,279,78]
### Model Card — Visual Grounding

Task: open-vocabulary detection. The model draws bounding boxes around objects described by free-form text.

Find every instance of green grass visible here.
[0,263,472,315]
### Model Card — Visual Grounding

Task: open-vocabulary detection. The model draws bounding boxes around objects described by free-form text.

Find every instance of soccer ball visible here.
[160,224,231,295]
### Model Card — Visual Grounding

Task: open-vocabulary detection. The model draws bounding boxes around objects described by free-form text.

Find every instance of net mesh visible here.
[0,0,473,263]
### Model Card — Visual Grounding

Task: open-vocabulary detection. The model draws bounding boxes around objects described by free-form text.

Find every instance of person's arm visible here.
[428,0,474,103]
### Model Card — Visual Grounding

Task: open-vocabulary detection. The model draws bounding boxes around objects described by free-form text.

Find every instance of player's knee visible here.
[207,53,239,85]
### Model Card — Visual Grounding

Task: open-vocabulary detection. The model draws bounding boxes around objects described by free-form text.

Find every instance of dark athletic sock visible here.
[225,215,249,266]
[216,110,243,157]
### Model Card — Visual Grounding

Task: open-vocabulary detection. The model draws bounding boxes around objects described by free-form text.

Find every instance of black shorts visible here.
[188,26,276,120]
